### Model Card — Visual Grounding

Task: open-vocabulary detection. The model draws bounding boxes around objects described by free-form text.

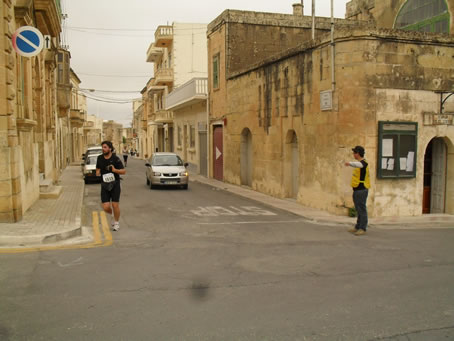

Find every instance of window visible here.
[377,121,418,179]
[395,0,450,34]
[177,125,182,147]
[213,54,220,89]
[190,125,195,148]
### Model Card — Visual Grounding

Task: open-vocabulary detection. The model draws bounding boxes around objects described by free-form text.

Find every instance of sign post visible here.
[12,26,44,57]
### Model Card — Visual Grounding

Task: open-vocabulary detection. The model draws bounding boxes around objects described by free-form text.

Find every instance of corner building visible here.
[207,1,454,218]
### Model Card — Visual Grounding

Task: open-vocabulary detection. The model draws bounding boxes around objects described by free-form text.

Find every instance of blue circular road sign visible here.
[12,26,44,57]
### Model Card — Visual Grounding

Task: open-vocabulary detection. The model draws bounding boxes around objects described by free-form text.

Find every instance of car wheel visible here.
[150,182,155,190]
[146,177,150,185]
[182,184,188,190]
[84,178,88,184]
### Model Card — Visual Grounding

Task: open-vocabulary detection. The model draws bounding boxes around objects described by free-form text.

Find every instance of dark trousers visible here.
[353,189,368,230]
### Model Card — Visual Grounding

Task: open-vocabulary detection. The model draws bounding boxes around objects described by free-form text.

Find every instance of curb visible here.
[0,226,83,248]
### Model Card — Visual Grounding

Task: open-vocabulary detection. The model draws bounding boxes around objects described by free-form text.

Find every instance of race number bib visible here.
[102,172,115,183]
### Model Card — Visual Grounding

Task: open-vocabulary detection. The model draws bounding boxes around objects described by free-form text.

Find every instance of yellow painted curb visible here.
[0,211,113,254]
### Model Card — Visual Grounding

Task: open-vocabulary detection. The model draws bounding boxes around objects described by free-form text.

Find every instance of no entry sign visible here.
[12,26,44,57]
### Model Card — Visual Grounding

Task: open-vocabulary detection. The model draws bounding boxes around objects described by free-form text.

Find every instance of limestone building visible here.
[207,1,454,218]
[0,0,80,222]
[142,22,208,165]
[102,120,123,153]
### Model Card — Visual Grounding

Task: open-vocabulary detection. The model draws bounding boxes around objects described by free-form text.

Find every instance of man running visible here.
[96,141,126,231]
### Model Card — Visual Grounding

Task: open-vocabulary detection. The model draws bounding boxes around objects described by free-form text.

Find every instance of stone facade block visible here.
[0,194,13,213]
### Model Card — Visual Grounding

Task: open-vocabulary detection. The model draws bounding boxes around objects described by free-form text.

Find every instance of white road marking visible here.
[198,220,305,225]
[57,257,84,268]
[191,206,277,217]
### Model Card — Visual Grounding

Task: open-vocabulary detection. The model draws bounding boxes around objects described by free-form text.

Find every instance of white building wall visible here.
[172,22,208,87]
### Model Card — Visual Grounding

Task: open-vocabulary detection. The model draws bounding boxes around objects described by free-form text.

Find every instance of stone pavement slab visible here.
[0,165,84,247]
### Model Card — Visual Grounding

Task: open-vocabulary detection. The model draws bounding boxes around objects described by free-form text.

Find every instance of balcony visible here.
[166,78,208,111]
[57,84,71,111]
[84,121,95,129]
[141,119,148,131]
[70,109,84,128]
[155,26,173,47]
[155,68,173,85]
[154,110,173,124]
[146,43,164,63]
[34,0,62,37]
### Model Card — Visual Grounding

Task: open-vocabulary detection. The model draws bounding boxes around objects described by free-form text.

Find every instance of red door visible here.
[213,126,223,181]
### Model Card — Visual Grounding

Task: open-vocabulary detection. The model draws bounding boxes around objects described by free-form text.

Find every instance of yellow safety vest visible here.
[351,160,370,189]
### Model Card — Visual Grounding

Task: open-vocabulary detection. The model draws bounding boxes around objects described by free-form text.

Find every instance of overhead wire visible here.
[77,72,151,78]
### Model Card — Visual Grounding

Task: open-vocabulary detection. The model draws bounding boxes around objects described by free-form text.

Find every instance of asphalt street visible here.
[0,158,453,340]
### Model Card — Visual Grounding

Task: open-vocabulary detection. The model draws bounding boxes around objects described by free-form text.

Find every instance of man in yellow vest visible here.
[345,145,370,236]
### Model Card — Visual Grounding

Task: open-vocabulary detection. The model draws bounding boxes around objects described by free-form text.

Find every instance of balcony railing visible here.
[155,26,173,47]
[155,68,174,85]
[146,43,164,63]
[166,78,208,111]
[154,110,174,123]
[57,84,71,110]
[70,109,84,128]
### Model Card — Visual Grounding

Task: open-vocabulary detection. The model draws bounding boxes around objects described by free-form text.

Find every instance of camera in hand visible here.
[106,165,112,171]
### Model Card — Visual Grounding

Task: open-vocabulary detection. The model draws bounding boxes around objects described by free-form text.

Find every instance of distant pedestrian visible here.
[96,141,126,231]
[344,145,370,236]
[122,147,129,167]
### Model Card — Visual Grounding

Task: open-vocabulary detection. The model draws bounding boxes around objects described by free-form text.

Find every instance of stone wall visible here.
[220,28,454,217]
[346,0,454,33]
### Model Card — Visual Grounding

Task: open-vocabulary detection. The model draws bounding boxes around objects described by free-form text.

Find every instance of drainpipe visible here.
[331,0,335,91]
[312,0,315,40]
[206,83,210,177]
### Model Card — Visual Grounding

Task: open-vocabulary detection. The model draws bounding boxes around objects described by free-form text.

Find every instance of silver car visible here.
[145,153,189,189]
[81,153,102,184]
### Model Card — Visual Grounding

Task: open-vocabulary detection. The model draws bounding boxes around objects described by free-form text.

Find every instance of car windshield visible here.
[152,155,183,166]
[86,155,99,165]
[87,149,102,155]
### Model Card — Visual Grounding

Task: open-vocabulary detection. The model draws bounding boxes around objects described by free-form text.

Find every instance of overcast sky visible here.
[64,0,349,127]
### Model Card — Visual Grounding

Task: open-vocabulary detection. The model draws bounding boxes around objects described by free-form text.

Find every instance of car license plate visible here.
[166,181,177,184]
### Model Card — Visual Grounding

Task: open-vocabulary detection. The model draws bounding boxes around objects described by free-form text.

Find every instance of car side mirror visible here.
[184,162,189,168]
[145,163,151,167]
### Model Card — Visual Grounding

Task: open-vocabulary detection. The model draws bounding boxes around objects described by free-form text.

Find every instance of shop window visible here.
[377,121,418,179]
[395,0,450,34]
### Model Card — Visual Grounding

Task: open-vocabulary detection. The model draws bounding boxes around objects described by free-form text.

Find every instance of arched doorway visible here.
[284,130,299,199]
[423,138,447,213]
[240,128,252,186]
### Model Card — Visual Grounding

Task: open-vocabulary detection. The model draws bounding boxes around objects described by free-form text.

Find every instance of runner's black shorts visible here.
[101,181,121,203]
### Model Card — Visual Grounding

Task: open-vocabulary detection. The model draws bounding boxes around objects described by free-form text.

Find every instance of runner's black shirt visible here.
[96,153,124,183]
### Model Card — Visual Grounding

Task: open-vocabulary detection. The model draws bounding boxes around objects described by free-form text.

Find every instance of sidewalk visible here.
[0,165,85,247]
[191,174,454,230]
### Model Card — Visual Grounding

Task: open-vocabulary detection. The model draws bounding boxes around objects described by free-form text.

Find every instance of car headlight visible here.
[153,172,161,176]
[180,171,188,176]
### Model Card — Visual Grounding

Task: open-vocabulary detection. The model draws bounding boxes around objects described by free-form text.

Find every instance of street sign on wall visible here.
[12,26,44,57]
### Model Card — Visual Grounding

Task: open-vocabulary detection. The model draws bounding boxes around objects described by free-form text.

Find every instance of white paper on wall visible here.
[387,158,395,170]
[400,157,407,171]
[406,151,415,172]
[382,139,393,157]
